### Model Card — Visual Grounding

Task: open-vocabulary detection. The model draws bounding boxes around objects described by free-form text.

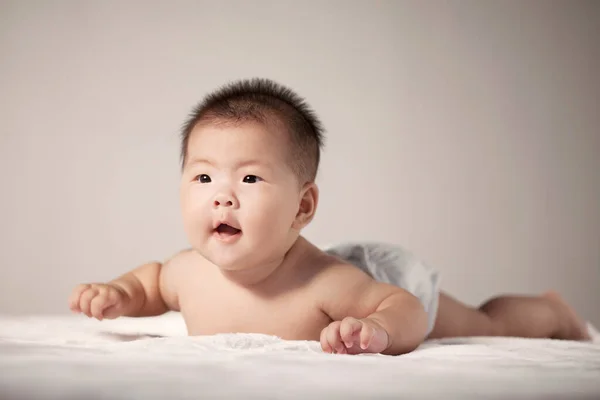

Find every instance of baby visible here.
[69,78,591,355]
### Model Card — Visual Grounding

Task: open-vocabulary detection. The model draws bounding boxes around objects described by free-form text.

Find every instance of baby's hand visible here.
[320,317,389,355]
[68,283,130,320]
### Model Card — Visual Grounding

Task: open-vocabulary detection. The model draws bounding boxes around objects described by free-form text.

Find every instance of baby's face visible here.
[180,121,304,271]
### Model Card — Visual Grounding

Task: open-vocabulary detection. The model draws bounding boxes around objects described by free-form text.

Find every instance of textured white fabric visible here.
[1,313,599,400]
[324,242,441,334]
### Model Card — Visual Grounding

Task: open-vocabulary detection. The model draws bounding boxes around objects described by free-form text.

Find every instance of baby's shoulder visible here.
[307,248,373,288]
[299,249,378,313]
[162,248,209,280]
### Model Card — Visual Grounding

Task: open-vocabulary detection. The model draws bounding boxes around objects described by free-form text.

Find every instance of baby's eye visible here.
[243,175,262,184]
[195,174,212,183]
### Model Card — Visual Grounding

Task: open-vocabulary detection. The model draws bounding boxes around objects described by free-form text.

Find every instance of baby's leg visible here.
[428,291,590,341]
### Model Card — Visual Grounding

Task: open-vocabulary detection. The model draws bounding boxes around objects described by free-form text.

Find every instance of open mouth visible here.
[214,223,242,240]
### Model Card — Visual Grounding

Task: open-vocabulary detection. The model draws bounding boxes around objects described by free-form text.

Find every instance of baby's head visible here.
[179,78,324,272]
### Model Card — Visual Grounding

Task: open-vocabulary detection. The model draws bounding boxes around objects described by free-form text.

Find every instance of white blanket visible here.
[1,313,599,399]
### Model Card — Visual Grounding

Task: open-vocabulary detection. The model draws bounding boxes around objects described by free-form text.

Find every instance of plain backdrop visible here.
[1,0,599,326]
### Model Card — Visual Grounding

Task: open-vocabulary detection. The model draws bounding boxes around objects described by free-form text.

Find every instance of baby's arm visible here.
[317,264,428,355]
[69,251,184,320]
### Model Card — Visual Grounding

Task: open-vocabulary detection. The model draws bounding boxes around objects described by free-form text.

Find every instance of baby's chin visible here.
[199,246,254,271]
[195,235,292,273]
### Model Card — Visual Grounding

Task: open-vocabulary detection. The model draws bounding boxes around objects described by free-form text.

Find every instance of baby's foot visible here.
[542,291,591,341]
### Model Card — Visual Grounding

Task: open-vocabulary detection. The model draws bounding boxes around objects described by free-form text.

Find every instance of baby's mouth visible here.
[214,223,242,237]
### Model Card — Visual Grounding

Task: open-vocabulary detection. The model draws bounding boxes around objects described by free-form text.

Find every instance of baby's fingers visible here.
[359,321,375,350]
[69,284,91,312]
[97,288,125,319]
[102,302,125,320]
[340,317,362,348]
[79,287,99,317]
[320,327,332,353]
[325,321,346,354]
[89,291,116,320]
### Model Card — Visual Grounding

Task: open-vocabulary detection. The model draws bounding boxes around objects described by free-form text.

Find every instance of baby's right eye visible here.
[195,174,211,183]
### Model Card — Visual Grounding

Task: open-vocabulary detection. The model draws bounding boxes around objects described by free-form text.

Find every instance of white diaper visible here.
[323,242,441,336]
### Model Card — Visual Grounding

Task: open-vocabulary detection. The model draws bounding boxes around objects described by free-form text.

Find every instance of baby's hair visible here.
[180,78,325,184]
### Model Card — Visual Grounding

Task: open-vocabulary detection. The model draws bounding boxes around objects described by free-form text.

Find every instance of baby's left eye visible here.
[243,175,262,184]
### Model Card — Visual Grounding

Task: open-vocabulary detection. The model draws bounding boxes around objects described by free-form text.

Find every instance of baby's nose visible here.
[213,193,237,208]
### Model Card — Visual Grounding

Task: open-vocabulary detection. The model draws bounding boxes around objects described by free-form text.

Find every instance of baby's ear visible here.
[293,182,319,230]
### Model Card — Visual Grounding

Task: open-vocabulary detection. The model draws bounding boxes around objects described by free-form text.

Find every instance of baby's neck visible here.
[219,236,310,288]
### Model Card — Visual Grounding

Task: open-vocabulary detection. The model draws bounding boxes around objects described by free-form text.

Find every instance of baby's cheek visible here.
[182,189,210,217]
[243,208,280,238]
[181,205,208,240]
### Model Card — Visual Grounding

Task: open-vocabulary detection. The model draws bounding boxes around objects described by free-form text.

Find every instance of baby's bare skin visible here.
[173,238,333,340]
[70,236,429,355]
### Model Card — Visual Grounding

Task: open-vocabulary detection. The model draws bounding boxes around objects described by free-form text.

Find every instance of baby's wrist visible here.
[109,281,131,298]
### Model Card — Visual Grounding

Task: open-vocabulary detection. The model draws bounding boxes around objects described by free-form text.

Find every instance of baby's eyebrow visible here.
[186,158,273,170]
[187,158,213,166]
[183,158,213,170]
[188,157,216,166]
[234,159,272,169]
